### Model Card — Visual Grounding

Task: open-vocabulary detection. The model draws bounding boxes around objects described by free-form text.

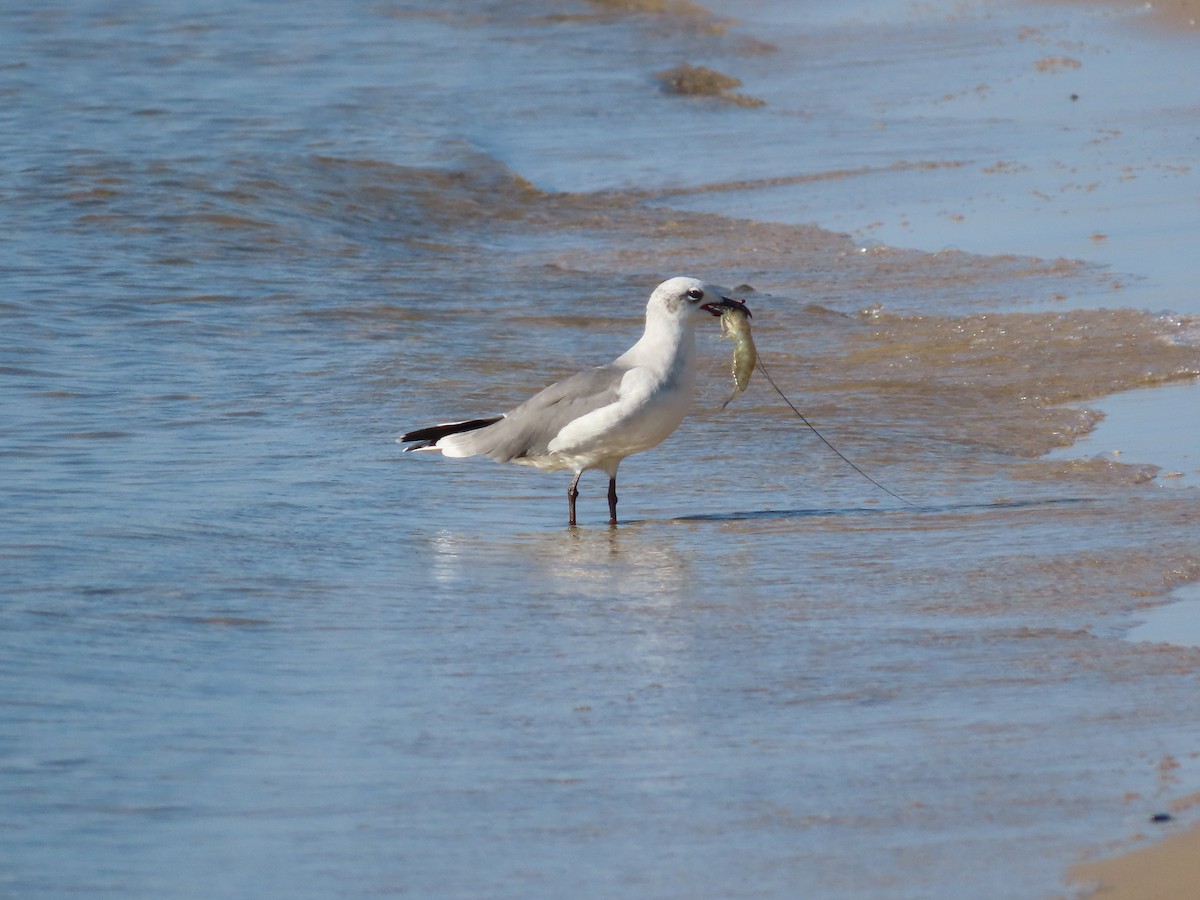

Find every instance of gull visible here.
[398,276,748,526]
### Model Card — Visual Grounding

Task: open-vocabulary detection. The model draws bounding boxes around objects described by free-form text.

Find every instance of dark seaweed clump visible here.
[653,64,765,107]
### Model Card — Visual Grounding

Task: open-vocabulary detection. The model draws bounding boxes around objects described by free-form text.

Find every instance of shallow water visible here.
[1046,379,1200,488]
[1128,583,1200,648]
[3,2,1200,899]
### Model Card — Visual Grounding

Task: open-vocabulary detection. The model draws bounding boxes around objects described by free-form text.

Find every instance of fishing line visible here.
[753,355,918,508]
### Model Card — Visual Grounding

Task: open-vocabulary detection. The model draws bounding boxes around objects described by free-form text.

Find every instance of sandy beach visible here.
[1070,820,1200,898]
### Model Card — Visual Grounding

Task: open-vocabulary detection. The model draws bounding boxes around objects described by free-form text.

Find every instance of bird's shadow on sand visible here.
[638,496,1097,525]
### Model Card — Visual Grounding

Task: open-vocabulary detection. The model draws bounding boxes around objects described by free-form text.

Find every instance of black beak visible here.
[701,296,752,318]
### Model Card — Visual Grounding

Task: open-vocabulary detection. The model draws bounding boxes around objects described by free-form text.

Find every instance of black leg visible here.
[567,471,582,527]
[607,476,618,526]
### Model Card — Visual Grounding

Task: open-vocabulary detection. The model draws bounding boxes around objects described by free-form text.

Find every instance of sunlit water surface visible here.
[3,2,1200,899]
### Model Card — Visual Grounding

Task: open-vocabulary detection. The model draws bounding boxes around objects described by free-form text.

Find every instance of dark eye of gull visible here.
[686,288,704,302]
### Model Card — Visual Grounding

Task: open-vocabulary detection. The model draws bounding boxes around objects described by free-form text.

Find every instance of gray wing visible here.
[441,363,628,462]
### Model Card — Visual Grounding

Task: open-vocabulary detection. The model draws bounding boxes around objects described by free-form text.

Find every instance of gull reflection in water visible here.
[423,523,700,608]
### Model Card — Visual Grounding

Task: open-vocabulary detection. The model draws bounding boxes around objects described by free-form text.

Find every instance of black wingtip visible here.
[398,416,504,447]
